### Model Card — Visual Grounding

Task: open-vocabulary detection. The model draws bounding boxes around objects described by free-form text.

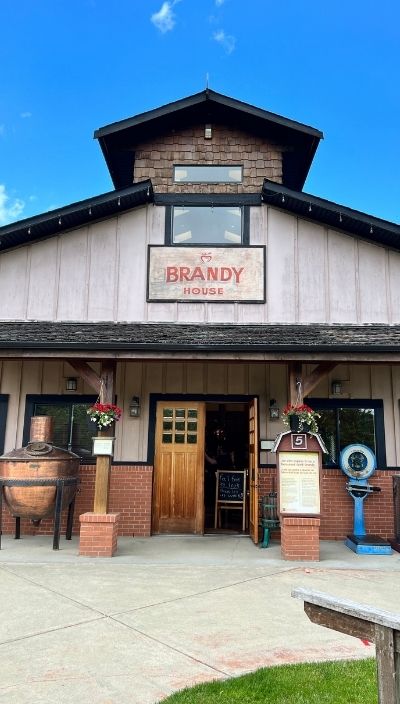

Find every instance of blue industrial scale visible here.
[340,444,392,555]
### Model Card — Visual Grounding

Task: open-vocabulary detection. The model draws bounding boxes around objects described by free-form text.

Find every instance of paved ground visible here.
[0,534,399,703]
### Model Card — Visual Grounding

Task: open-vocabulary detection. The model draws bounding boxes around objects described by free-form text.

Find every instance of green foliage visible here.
[160,659,377,703]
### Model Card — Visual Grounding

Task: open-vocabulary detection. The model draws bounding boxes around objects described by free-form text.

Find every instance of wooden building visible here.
[0,89,399,551]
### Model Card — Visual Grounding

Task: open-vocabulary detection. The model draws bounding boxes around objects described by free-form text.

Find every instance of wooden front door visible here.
[248,397,259,544]
[153,401,205,534]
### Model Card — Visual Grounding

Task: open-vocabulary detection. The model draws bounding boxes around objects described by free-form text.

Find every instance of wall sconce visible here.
[66,377,77,391]
[129,396,141,417]
[204,124,212,139]
[269,399,280,420]
[331,381,342,395]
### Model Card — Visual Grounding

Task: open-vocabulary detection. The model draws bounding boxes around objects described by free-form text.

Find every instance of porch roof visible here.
[0,322,399,356]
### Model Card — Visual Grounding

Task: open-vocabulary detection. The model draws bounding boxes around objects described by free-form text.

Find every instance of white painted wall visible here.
[0,204,399,324]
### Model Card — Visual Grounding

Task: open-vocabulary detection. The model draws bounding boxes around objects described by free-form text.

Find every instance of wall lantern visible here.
[66,377,77,391]
[204,124,212,139]
[129,396,141,417]
[269,399,280,420]
[331,381,342,396]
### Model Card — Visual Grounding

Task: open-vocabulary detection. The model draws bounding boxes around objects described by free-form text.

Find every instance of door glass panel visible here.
[163,409,173,418]
[187,434,197,444]
[175,409,186,418]
[163,421,173,431]
[188,409,198,418]
[175,421,186,431]
[187,421,197,431]
[175,434,185,443]
[162,433,172,443]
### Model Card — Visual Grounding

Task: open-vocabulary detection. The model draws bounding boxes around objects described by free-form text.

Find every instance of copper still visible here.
[0,416,80,522]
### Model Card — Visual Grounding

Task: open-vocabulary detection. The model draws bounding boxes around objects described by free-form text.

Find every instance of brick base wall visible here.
[259,467,395,541]
[79,512,120,557]
[0,465,395,543]
[281,516,320,561]
[1,465,153,538]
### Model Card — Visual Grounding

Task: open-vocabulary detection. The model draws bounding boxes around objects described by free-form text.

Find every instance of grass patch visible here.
[160,658,377,703]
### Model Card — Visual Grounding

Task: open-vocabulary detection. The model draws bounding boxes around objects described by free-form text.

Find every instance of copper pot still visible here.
[0,416,80,522]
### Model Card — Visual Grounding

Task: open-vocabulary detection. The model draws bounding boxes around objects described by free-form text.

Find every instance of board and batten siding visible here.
[0,204,399,324]
[0,360,399,466]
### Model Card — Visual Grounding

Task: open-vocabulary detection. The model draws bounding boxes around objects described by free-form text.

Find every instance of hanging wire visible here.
[295,379,303,406]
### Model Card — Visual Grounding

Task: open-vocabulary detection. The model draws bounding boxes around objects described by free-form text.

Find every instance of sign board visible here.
[279,451,320,515]
[214,470,246,530]
[92,437,115,456]
[147,246,265,302]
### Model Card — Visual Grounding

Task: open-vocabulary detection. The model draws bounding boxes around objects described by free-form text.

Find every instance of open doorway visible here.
[204,402,249,533]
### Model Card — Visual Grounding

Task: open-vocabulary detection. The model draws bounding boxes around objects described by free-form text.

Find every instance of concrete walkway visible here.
[0,535,399,703]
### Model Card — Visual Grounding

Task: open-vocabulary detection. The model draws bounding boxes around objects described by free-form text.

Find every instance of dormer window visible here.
[173,165,242,184]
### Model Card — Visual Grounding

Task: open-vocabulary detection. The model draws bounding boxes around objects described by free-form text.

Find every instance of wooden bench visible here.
[292,587,400,703]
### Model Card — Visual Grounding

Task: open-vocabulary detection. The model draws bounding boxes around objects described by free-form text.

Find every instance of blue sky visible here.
[0,0,399,225]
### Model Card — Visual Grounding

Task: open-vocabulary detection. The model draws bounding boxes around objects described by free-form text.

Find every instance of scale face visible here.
[339,444,376,480]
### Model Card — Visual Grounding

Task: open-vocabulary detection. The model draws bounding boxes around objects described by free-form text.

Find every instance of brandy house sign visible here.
[147,246,266,302]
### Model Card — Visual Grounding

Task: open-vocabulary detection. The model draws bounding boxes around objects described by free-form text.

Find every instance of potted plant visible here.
[87,403,122,430]
[282,403,320,434]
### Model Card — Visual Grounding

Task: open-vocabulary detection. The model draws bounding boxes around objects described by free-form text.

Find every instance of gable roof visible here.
[262,180,400,250]
[94,89,323,192]
[0,181,153,253]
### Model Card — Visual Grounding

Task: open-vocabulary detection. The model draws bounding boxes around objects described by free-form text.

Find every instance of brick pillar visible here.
[281,516,320,561]
[79,512,120,557]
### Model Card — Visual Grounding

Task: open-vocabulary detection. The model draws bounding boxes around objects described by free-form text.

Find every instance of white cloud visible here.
[215,0,225,5]
[151,1,179,33]
[0,185,25,225]
[20,112,32,119]
[213,29,236,54]
[0,125,5,137]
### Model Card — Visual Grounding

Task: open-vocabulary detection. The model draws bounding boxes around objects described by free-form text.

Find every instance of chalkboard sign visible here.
[217,470,245,502]
[214,470,247,531]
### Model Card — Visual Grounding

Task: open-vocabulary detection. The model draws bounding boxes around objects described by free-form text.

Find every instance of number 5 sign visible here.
[291,434,308,450]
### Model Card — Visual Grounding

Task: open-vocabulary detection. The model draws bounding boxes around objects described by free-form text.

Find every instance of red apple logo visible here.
[201,252,212,263]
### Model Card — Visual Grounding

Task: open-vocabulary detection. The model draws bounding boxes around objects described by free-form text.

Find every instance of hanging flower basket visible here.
[282,403,320,434]
[87,403,122,430]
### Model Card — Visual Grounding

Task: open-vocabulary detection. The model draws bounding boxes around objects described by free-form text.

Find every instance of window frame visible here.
[24,394,97,462]
[0,395,9,455]
[173,164,243,184]
[307,397,386,469]
[165,204,250,246]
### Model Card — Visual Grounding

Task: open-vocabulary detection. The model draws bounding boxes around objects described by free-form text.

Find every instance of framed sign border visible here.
[146,244,266,304]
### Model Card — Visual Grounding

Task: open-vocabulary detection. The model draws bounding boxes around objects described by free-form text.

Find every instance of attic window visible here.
[173,165,242,184]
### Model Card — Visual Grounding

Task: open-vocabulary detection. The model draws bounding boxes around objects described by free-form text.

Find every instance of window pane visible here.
[35,404,70,448]
[317,409,337,465]
[34,403,93,459]
[172,206,242,245]
[174,165,242,183]
[339,408,376,455]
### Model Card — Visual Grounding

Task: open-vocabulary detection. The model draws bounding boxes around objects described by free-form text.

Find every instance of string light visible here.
[117,197,121,206]
[339,213,342,223]
[88,207,92,216]
[281,194,285,203]
[370,225,374,234]
[308,203,312,212]
[58,217,62,225]
[28,227,31,235]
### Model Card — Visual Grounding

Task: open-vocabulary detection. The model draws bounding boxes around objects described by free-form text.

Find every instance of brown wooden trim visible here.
[303,362,337,398]
[67,360,101,393]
